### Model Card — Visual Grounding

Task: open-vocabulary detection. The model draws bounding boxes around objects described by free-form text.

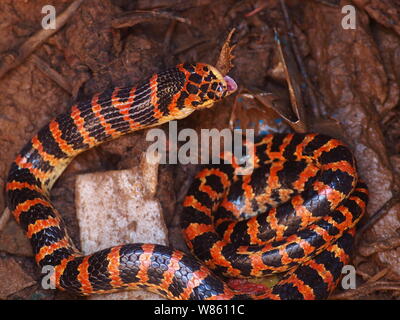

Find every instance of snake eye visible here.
[216,84,224,94]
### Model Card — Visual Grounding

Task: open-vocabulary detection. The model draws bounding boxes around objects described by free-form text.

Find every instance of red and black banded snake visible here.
[6,63,367,299]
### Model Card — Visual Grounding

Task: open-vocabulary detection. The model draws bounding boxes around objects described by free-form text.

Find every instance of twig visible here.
[32,55,73,95]
[355,195,400,245]
[0,208,11,233]
[134,0,213,11]
[356,269,376,282]
[366,267,391,283]
[111,10,191,29]
[278,0,323,119]
[164,20,177,53]
[330,281,400,300]
[173,39,209,55]
[358,236,400,257]
[273,29,306,132]
[0,0,84,80]
[245,2,268,17]
[314,0,340,7]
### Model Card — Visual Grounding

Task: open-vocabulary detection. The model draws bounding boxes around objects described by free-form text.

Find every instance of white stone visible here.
[75,156,168,300]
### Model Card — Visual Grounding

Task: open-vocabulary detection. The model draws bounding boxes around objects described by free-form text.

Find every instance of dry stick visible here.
[330,281,400,300]
[0,0,84,80]
[355,266,393,286]
[173,39,209,55]
[314,0,340,7]
[164,20,177,51]
[356,269,376,281]
[278,0,322,119]
[32,55,73,95]
[245,2,268,17]
[355,195,400,246]
[0,208,11,233]
[135,0,213,11]
[111,10,191,29]
[367,267,391,283]
[359,236,400,257]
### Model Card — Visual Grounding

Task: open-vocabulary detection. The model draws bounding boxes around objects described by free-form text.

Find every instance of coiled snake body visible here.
[6,63,367,299]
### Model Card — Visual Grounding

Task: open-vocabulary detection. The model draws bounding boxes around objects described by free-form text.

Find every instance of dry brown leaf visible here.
[216,28,236,75]
[0,257,35,299]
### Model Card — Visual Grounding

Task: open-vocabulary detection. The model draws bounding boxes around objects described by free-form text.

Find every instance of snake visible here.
[6,62,368,300]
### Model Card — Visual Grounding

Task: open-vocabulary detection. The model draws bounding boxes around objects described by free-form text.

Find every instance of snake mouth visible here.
[224,75,238,93]
[207,64,237,95]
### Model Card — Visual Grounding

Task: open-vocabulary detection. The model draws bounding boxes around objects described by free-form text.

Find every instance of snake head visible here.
[177,63,237,110]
